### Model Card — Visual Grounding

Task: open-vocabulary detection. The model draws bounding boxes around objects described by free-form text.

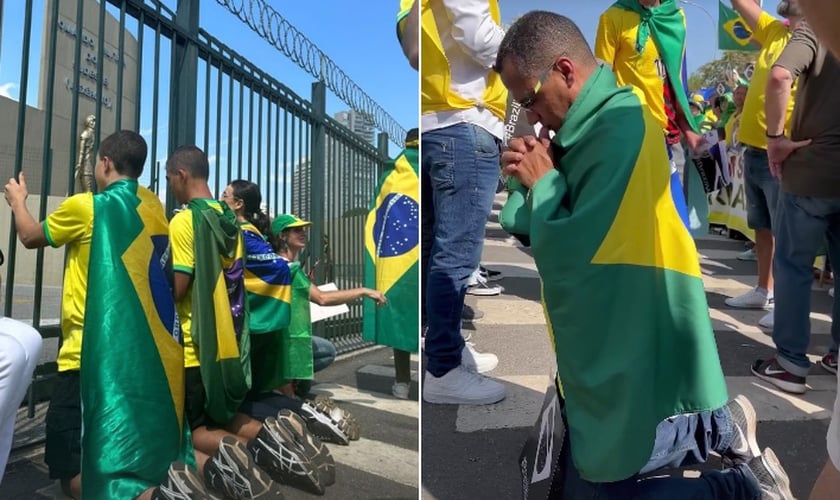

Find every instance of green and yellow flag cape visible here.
[615,0,696,134]
[362,141,419,353]
[190,199,251,424]
[507,67,728,482]
[81,179,192,498]
[240,223,293,393]
[279,262,315,382]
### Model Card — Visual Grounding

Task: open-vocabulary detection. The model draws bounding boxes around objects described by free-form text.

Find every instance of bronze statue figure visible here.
[75,115,96,192]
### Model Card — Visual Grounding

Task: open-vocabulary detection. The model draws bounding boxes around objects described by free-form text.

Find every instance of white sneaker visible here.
[758,310,774,331]
[466,270,503,296]
[422,365,506,405]
[736,248,757,261]
[725,289,772,309]
[391,382,410,399]
[461,343,498,373]
[830,288,835,298]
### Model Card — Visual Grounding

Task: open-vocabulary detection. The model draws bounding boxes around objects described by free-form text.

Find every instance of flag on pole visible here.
[362,140,419,353]
[719,1,759,51]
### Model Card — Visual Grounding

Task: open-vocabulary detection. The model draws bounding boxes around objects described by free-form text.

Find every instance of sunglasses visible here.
[517,62,555,110]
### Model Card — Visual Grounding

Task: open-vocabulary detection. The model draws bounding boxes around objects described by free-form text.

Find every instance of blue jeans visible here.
[561,409,761,499]
[743,147,779,231]
[773,191,840,375]
[312,335,337,373]
[422,123,500,376]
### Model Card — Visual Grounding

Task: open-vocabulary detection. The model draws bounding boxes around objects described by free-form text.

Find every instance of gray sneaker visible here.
[722,395,760,464]
[153,461,219,500]
[461,304,485,323]
[204,437,285,500]
[249,417,323,495]
[746,448,794,500]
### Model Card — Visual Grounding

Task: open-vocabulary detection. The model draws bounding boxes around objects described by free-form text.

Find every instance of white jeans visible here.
[0,318,42,484]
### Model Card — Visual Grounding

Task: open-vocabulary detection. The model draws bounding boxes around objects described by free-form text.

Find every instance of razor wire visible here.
[214,0,407,148]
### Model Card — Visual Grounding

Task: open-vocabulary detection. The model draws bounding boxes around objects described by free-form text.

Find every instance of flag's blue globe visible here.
[373,193,419,258]
[149,234,178,340]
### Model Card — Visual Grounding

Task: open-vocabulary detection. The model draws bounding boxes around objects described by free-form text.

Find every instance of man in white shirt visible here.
[0,249,43,484]
[420,0,507,405]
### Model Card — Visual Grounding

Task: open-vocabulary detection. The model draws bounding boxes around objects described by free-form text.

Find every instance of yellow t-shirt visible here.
[595,6,685,132]
[44,193,94,372]
[737,12,796,150]
[170,200,225,368]
[397,0,412,40]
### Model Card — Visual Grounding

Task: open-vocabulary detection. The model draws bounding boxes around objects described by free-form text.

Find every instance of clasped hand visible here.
[501,129,554,190]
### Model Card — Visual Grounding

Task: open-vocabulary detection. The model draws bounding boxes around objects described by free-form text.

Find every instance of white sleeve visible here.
[440,0,505,68]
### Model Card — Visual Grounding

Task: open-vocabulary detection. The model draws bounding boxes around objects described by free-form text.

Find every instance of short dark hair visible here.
[166,145,209,180]
[495,11,595,79]
[98,130,147,178]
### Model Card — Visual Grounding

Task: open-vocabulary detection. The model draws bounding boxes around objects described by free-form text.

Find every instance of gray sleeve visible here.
[773,21,818,79]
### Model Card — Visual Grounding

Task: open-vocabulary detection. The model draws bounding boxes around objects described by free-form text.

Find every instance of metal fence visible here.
[1,0,396,413]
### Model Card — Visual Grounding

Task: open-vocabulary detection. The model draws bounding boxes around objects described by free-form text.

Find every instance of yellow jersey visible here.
[738,12,796,150]
[44,193,94,372]
[170,200,225,368]
[595,6,686,133]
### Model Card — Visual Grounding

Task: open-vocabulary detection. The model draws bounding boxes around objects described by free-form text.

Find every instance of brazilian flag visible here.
[278,263,315,382]
[190,199,251,425]
[502,67,727,482]
[362,142,419,353]
[719,1,759,51]
[240,223,291,335]
[81,179,192,498]
[240,223,293,393]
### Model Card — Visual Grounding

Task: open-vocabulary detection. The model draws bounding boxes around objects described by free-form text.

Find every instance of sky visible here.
[0,0,418,199]
[499,0,767,75]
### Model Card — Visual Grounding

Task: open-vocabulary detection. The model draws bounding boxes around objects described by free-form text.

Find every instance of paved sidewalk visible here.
[1,347,419,500]
[422,192,834,500]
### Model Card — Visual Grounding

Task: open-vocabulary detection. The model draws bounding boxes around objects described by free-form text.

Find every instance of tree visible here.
[688,51,756,92]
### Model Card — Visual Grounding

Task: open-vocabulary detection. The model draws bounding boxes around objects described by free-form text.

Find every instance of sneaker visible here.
[830,287,835,298]
[461,304,485,323]
[276,409,336,487]
[758,311,774,332]
[726,289,772,309]
[746,448,794,500]
[423,365,506,405]
[392,382,410,399]
[249,417,323,495]
[736,248,758,261]
[751,358,807,394]
[462,342,498,373]
[204,436,285,500]
[153,461,219,500]
[479,265,504,282]
[298,399,350,446]
[721,395,760,464]
[311,395,361,441]
[461,329,473,342]
[466,281,503,296]
[820,352,838,374]
[466,269,503,296]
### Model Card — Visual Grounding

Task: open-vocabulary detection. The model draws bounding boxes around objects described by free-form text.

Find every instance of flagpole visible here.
[679,0,721,57]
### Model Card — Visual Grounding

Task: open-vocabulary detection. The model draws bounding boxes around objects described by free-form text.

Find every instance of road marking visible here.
[455,375,553,433]
[356,364,419,382]
[329,437,418,488]
[312,382,418,419]
[726,375,836,421]
[471,298,544,325]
